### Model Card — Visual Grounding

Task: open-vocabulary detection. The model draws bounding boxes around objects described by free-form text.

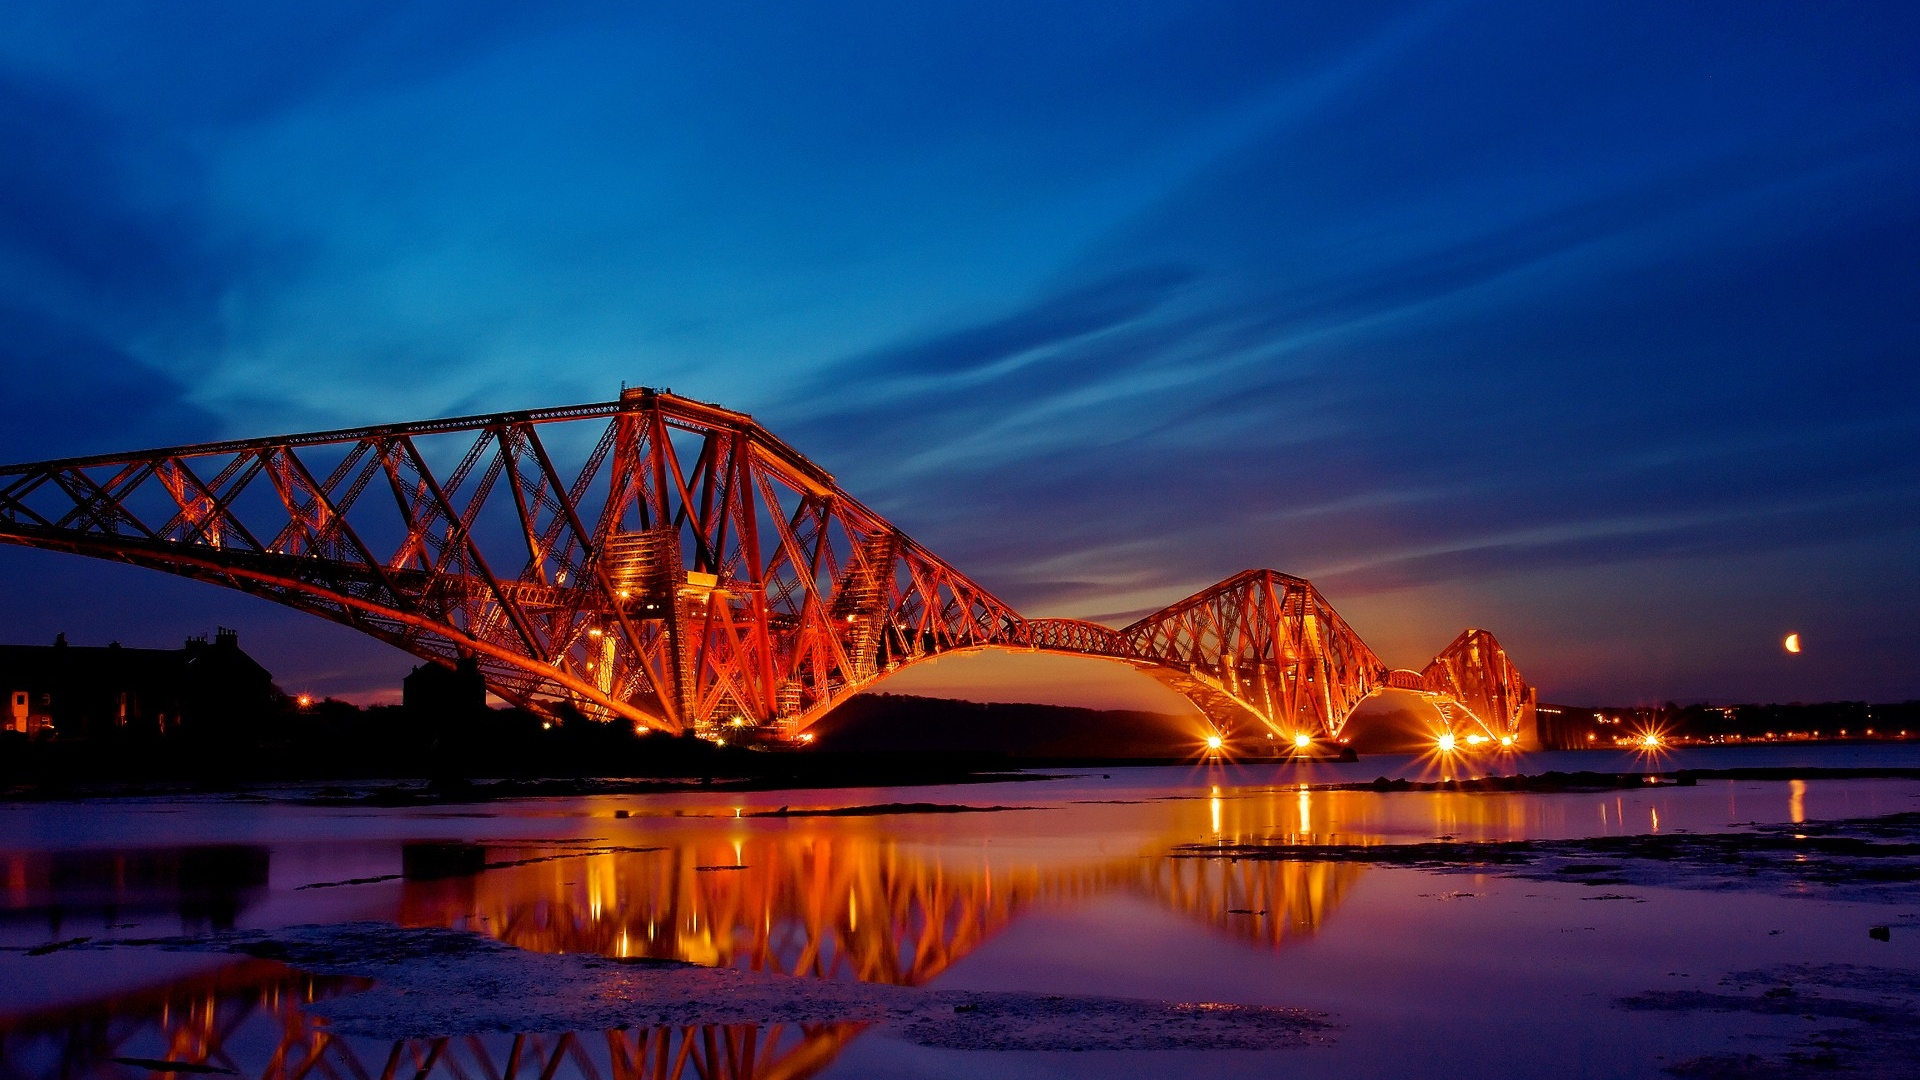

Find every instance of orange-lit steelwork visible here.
[1030,573,1537,743]
[0,387,1535,743]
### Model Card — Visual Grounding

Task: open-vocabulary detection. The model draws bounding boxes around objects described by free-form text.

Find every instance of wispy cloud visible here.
[0,0,1915,702]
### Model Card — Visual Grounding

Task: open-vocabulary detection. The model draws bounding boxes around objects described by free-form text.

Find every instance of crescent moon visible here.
[1784,633,1801,654]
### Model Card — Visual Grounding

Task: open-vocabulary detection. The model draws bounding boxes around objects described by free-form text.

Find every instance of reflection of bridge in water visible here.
[399,828,1355,984]
[0,794,1361,1080]
[0,387,1535,746]
[0,961,852,1080]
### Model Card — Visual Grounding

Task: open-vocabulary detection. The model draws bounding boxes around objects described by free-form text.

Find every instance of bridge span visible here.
[0,386,1535,748]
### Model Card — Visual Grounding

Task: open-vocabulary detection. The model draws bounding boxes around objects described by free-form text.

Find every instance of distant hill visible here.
[809,693,1206,758]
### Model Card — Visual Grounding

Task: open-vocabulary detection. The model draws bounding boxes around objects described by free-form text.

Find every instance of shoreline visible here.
[6,760,1920,806]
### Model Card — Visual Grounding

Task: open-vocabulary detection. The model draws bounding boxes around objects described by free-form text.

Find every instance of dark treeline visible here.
[809,693,1203,758]
[9,680,1917,791]
[0,691,1207,790]
[0,695,731,787]
[1,683,1110,791]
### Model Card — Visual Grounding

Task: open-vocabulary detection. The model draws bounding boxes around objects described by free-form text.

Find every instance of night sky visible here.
[1,2,1915,710]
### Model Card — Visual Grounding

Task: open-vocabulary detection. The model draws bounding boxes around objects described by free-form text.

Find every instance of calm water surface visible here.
[3,746,1918,1079]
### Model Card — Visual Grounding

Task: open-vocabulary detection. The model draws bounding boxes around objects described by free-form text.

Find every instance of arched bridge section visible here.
[1027,572,1536,743]
[0,388,1020,736]
[0,387,1535,744]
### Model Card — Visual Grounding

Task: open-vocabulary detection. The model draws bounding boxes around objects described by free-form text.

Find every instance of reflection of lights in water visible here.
[1789,778,1807,824]
[385,807,1362,993]
[1651,808,1660,833]
[2,793,1388,1080]
[0,961,861,1080]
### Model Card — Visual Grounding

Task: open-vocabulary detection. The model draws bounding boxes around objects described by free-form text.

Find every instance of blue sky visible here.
[1,1,1915,707]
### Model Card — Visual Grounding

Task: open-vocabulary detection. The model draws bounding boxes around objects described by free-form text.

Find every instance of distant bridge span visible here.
[0,387,1534,746]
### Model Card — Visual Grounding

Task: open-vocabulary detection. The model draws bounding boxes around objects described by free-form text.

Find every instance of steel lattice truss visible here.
[1047,570,1539,740]
[0,390,1017,736]
[1098,570,1391,740]
[1419,629,1535,740]
[0,387,1534,742]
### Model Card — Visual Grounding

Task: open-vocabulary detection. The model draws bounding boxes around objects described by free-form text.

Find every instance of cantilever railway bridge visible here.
[0,387,1535,747]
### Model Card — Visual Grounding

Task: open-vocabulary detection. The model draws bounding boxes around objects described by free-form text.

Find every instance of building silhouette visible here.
[402,656,488,725]
[1,628,277,738]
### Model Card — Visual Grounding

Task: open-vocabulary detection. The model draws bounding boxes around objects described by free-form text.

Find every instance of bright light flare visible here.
[295,694,313,709]
[1436,733,1456,753]
[1465,734,1486,746]
[1499,735,1514,748]
[1293,733,1312,749]
[1629,724,1671,758]
[1205,734,1224,752]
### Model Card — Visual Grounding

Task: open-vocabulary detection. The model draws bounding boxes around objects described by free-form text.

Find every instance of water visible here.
[3,746,1918,1078]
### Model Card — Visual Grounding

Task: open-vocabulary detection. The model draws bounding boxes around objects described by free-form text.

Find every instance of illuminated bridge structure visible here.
[0,387,1535,746]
